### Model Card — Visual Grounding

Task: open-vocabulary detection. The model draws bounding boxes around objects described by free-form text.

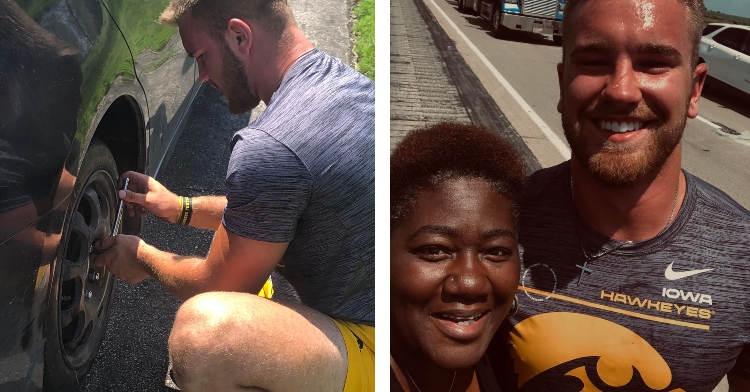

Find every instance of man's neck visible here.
[256,28,314,104]
[570,147,686,242]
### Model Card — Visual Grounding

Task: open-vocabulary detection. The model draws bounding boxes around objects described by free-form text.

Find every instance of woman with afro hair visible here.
[390,122,526,392]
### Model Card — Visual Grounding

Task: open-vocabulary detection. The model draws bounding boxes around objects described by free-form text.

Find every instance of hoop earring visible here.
[507,296,519,318]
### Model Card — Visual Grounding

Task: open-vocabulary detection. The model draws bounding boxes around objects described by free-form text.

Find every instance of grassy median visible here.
[353,0,374,80]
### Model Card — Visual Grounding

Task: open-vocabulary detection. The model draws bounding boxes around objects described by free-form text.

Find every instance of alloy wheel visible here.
[57,169,116,369]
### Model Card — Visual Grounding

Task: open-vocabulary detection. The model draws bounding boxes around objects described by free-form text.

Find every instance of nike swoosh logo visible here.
[664,262,714,280]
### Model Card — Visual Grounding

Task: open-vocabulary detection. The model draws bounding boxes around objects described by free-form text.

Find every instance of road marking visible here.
[694,114,750,148]
[426,0,571,160]
[695,115,720,129]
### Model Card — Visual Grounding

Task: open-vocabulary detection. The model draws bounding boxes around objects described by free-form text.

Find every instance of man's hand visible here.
[92,235,152,284]
[118,171,181,223]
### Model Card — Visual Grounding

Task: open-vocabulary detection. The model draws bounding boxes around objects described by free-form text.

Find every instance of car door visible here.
[1,1,116,390]
[734,30,750,95]
[705,27,749,87]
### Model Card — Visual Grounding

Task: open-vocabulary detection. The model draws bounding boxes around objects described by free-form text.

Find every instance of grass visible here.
[352,0,375,81]
[142,49,179,73]
[17,0,180,146]
[76,0,177,141]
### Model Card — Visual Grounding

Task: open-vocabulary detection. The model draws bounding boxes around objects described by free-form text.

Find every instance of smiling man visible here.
[92,0,374,391]
[489,0,750,391]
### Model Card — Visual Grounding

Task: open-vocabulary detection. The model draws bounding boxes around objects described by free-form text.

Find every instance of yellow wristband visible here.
[176,196,192,225]
[176,196,185,224]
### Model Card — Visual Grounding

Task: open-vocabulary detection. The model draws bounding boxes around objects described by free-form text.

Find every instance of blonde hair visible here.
[160,0,293,39]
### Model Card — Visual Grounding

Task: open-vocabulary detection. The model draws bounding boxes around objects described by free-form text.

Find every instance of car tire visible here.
[458,0,466,13]
[553,34,563,46]
[491,4,505,38]
[42,140,118,391]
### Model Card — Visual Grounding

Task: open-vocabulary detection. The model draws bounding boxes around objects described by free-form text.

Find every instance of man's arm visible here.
[103,133,310,299]
[118,171,226,230]
[93,225,287,301]
[182,195,227,230]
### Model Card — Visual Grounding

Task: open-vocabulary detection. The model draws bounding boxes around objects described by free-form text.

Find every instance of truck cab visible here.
[459,0,564,44]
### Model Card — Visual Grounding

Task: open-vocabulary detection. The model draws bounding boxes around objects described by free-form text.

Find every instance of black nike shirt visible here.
[489,162,750,392]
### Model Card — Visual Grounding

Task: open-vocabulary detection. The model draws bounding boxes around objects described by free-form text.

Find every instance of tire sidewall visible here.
[492,5,502,36]
[43,140,118,391]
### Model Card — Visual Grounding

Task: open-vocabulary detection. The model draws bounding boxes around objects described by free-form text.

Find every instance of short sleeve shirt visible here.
[490,162,750,391]
[222,50,374,325]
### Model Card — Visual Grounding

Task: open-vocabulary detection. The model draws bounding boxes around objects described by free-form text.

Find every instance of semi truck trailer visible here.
[459,0,564,45]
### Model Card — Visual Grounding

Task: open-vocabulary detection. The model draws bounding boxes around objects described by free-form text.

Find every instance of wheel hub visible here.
[58,170,115,368]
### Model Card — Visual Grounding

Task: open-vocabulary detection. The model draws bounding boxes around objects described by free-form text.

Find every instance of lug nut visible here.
[88,272,100,281]
[84,290,93,299]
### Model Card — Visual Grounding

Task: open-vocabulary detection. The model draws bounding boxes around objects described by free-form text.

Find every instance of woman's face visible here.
[391,177,520,370]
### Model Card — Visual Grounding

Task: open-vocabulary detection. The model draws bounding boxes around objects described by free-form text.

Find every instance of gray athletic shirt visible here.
[222,50,374,325]
[490,161,750,391]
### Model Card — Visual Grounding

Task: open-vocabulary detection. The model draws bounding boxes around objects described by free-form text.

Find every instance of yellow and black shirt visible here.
[490,162,750,392]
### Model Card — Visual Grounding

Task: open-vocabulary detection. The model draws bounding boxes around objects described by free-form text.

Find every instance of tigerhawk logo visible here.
[509,312,685,391]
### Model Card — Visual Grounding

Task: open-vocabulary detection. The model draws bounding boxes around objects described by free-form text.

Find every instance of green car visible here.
[0,0,201,390]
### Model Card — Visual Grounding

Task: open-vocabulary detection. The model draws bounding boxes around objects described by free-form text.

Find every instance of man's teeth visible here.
[598,120,643,133]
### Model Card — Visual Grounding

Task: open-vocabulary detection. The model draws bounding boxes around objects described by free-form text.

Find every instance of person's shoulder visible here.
[268,50,373,125]
[313,50,373,84]
[294,50,374,95]
[524,161,569,200]
[230,127,284,152]
[687,171,750,221]
[228,127,305,171]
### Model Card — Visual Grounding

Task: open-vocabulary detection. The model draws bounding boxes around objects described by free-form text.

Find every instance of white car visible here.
[699,23,750,96]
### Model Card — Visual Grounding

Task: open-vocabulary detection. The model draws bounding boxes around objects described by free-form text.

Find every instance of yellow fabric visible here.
[258,278,274,298]
[330,319,375,392]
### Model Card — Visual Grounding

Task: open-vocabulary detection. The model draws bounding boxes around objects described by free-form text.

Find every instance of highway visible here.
[423,0,750,209]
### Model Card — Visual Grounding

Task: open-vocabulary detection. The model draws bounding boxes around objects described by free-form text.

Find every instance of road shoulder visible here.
[421,0,567,168]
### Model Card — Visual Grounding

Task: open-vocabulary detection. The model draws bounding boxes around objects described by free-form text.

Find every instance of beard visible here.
[562,101,687,186]
[220,43,260,114]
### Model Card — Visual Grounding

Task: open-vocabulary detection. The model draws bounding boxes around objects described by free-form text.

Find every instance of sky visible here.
[705,0,750,19]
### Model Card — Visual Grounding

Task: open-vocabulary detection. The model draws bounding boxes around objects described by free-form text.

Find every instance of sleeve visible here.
[222,129,313,242]
[731,345,750,380]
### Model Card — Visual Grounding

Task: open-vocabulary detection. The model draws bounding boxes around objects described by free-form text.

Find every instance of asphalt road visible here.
[76,0,356,389]
[424,0,750,209]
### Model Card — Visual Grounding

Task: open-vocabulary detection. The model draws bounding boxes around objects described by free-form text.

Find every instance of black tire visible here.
[458,0,466,13]
[553,34,563,46]
[491,4,505,38]
[43,140,118,391]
